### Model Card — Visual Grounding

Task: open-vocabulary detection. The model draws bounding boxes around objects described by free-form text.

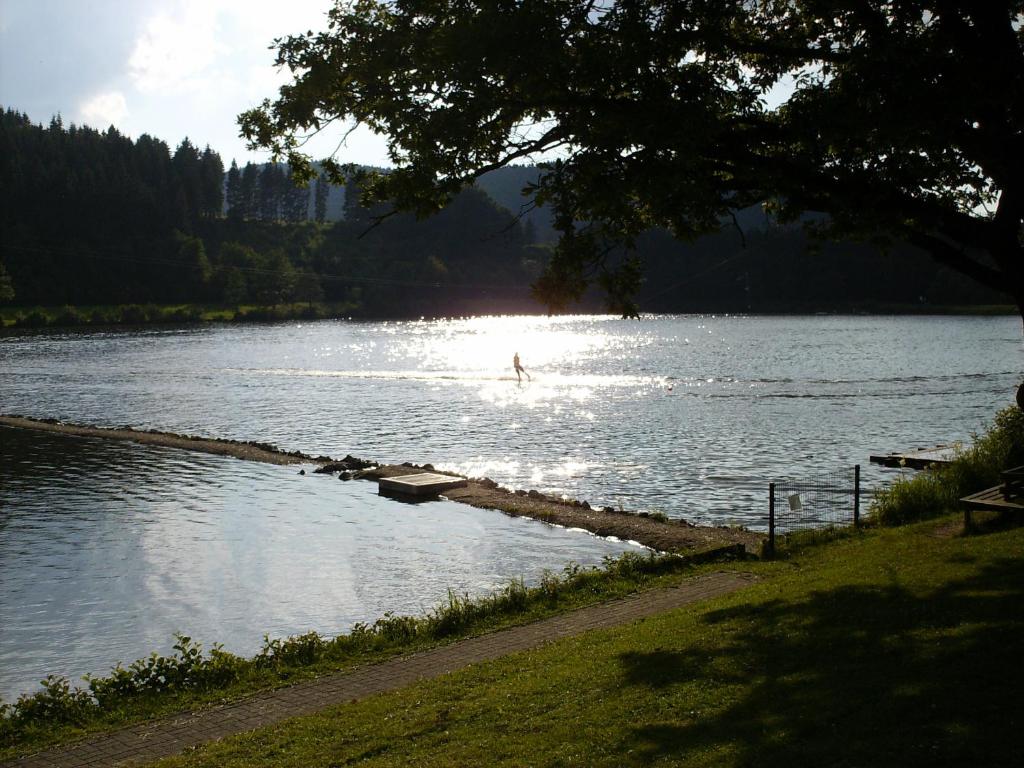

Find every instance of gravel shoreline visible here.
[1,414,765,554]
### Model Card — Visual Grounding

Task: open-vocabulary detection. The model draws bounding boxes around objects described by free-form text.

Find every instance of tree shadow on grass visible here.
[617,557,1024,767]
[966,510,1024,537]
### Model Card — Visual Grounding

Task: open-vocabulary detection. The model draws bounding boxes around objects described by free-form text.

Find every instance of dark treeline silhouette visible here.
[0,108,538,315]
[634,223,1006,314]
[224,160,322,223]
[0,108,1007,319]
[1,109,223,305]
[475,169,1007,312]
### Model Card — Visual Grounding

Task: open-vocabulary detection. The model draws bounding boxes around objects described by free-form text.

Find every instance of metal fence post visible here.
[768,482,776,557]
[853,464,861,527]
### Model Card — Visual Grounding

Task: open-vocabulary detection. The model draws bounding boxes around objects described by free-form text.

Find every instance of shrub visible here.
[14,310,49,328]
[7,677,94,727]
[53,305,86,326]
[871,406,1024,526]
[233,305,289,322]
[117,304,148,324]
[255,632,327,668]
[166,306,202,323]
[88,307,116,325]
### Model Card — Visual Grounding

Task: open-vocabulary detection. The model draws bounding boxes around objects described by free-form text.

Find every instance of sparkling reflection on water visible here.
[1,314,1019,521]
[0,427,637,701]
[0,314,1020,698]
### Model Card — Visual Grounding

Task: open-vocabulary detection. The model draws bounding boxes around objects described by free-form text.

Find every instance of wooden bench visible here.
[960,465,1024,529]
[1003,465,1024,498]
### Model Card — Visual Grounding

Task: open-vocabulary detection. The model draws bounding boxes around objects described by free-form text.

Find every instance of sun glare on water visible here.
[223,314,671,411]
[396,314,665,405]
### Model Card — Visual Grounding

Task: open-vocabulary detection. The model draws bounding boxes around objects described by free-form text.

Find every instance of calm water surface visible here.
[0,427,637,701]
[1,314,1020,699]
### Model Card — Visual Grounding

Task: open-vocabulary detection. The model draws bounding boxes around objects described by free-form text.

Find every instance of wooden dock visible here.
[378,472,468,498]
[869,445,957,469]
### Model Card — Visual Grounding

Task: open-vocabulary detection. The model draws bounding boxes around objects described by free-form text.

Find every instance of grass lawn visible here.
[144,515,1024,768]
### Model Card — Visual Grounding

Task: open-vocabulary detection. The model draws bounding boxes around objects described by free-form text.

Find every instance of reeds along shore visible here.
[0,414,764,554]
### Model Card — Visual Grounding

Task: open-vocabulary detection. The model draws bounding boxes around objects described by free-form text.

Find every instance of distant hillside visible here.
[475,164,1007,311]
[476,165,558,242]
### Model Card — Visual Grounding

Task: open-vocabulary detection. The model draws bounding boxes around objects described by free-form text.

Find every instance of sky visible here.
[0,0,392,166]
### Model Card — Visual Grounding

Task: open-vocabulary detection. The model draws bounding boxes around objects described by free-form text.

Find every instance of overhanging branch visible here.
[906,232,1005,293]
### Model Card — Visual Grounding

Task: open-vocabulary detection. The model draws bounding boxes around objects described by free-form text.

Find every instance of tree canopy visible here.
[241,0,1024,319]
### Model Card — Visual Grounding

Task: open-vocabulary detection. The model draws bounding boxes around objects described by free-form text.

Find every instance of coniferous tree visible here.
[172,138,202,229]
[283,166,310,222]
[199,146,224,218]
[134,134,173,230]
[239,162,259,220]
[258,162,284,221]
[225,160,243,220]
[314,172,329,223]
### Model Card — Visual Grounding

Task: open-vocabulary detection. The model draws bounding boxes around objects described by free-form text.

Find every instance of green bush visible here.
[117,304,149,324]
[871,406,1024,526]
[88,307,117,325]
[5,677,93,726]
[256,632,327,668]
[53,305,86,327]
[166,306,203,323]
[14,310,48,328]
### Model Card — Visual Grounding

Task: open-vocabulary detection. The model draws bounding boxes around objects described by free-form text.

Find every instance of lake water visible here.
[1,314,1020,699]
[0,427,638,701]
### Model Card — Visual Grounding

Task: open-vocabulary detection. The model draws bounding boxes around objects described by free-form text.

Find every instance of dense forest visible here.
[0,107,1008,321]
[0,108,537,316]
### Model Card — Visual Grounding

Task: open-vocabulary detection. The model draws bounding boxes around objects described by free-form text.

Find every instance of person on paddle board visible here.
[513,352,530,383]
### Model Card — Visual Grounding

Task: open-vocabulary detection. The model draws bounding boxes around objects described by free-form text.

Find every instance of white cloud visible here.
[128,2,227,93]
[79,91,129,128]
[55,0,393,166]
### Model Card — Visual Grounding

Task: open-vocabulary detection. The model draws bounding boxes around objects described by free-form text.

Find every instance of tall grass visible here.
[870,406,1024,525]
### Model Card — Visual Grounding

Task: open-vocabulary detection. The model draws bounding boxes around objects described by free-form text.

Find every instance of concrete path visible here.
[3,571,755,768]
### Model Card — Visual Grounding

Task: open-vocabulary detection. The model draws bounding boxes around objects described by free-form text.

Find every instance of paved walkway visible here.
[4,571,755,768]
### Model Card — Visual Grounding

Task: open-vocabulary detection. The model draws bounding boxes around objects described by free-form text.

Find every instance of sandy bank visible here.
[1,414,765,554]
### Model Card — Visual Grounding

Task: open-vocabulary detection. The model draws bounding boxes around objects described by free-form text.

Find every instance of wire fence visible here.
[767,465,861,555]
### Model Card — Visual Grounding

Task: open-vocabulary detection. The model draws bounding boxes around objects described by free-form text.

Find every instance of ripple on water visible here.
[0,427,639,701]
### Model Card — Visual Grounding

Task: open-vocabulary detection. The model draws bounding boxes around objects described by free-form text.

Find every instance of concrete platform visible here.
[378,472,468,497]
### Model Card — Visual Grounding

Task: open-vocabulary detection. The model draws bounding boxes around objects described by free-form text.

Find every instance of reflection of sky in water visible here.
[0,428,637,701]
